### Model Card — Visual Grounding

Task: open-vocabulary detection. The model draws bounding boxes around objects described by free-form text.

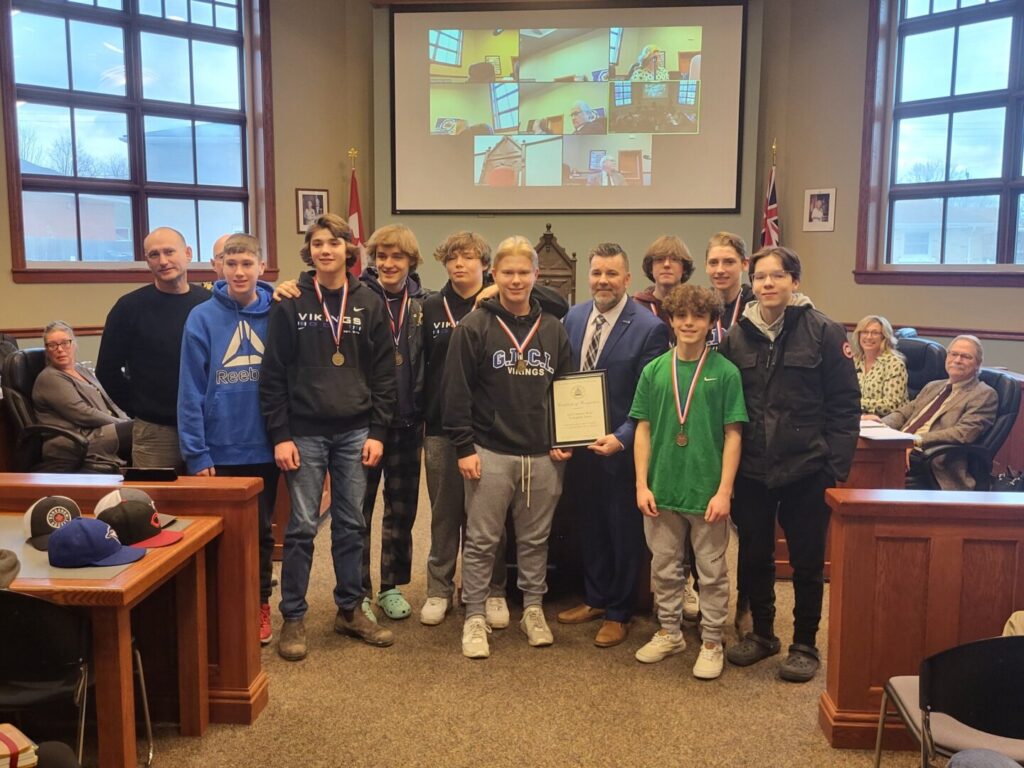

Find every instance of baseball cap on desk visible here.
[48,517,146,568]
[97,500,183,548]
[94,488,176,529]
[23,495,82,551]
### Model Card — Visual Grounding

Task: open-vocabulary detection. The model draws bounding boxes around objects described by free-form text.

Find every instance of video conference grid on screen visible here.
[428,27,702,189]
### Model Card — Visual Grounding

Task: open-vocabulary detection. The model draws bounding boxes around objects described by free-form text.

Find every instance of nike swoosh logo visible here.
[703,377,718,382]
[353,307,365,312]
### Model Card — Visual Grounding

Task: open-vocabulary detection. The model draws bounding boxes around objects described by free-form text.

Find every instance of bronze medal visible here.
[332,351,345,367]
[515,358,527,373]
[395,351,404,366]
[676,431,688,447]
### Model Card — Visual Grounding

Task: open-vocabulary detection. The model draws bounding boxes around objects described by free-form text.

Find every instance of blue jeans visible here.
[280,429,368,620]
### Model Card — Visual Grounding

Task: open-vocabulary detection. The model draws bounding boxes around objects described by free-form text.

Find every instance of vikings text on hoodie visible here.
[442,296,571,458]
[177,279,276,474]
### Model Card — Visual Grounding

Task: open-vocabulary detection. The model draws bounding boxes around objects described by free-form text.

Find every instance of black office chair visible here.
[873,635,1024,767]
[0,591,154,767]
[896,336,947,399]
[0,348,90,472]
[916,368,1021,491]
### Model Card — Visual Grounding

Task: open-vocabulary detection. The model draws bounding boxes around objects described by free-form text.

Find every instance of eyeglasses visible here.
[751,270,791,282]
[45,340,73,351]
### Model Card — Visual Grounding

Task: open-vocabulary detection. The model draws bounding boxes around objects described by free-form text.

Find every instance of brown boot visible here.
[335,607,395,647]
[277,618,307,661]
[556,604,605,625]
[594,619,629,648]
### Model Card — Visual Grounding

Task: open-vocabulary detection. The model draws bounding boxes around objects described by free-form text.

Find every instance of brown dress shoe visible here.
[556,604,605,625]
[594,620,629,647]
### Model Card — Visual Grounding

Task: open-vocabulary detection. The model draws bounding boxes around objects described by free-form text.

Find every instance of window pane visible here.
[97,0,124,8]
[148,198,197,248]
[196,122,242,186]
[949,108,1004,180]
[933,0,956,11]
[139,0,162,16]
[905,0,929,17]
[955,18,1012,95]
[214,5,239,31]
[1015,194,1024,264]
[69,21,126,96]
[944,195,998,264]
[198,199,244,259]
[960,0,984,6]
[140,32,191,103]
[145,116,194,183]
[900,28,953,102]
[891,198,942,264]
[80,194,133,261]
[23,191,78,262]
[192,41,240,109]
[75,109,130,179]
[166,0,188,21]
[17,103,73,176]
[12,13,68,89]
[191,0,213,26]
[895,114,948,183]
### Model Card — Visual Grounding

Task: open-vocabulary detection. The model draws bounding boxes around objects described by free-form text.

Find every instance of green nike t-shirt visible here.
[629,349,748,515]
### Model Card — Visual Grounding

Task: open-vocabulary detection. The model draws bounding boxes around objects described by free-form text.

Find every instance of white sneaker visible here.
[485,596,510,629]
[519,605,554,647]
[635,629,687,664]
[693,640,724,679]
[462,615,491,659]
[682,582,700,623]
[419,596,450,626]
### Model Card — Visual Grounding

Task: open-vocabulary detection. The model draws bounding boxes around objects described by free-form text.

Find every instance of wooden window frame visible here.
[855,0,1024,287]
[1,0,277,283]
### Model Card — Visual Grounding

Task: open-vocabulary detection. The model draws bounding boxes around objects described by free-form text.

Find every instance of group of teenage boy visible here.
[95,215,859,685]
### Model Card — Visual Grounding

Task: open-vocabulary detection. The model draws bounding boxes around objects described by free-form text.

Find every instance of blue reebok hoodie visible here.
[177,280,275,474]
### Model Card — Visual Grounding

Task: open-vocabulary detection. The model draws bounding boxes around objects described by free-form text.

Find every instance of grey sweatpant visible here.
[423,435,507,600]
[644,511,730,644]
[462,445,565,617]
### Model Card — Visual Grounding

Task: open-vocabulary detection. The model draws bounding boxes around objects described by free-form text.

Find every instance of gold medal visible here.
[332,351,345,367]
[676,431,688,447]
[515,358,527,373]
[395,351,404,366]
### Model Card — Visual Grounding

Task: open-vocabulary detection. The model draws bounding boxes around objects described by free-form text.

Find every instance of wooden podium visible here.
[819,488,1024,749]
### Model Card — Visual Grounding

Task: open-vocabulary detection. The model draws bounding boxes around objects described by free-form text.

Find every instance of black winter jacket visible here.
[718,303,860,487]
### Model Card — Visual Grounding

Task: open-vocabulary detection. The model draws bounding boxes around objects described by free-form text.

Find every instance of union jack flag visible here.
[760,164,780,247]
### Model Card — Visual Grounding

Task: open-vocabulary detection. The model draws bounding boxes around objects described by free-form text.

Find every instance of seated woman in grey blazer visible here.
[32,321,132,470]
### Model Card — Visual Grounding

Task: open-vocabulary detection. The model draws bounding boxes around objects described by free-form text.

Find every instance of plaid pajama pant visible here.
[361,422,424,594]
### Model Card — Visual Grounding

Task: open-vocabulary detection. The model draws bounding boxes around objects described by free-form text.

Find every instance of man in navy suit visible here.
[556,243,671,647]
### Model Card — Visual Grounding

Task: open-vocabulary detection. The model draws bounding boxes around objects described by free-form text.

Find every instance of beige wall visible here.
[2,0,1021,368]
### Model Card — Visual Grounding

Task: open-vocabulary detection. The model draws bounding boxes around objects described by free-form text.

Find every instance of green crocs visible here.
[376,588,411,620]
[361,596,378,625]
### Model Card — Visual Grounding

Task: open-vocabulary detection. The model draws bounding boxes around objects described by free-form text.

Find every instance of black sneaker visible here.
[725,632,781,666]
[778,644,820,683]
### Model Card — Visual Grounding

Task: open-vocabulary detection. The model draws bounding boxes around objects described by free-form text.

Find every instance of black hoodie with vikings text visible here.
[442,296,571,458]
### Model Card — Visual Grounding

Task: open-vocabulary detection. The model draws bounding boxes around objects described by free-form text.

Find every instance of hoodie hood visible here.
[212,279,274,316]
[742,292,814,340]
[478,295,542,324]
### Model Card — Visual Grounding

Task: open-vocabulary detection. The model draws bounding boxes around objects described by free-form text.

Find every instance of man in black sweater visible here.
[96,227,210,470]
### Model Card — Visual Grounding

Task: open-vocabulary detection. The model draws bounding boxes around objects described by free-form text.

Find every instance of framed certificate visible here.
[549,370,611,448]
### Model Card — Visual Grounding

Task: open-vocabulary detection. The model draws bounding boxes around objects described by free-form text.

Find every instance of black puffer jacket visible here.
[718,302,860,487]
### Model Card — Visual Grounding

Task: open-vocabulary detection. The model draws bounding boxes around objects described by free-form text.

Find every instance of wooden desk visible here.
[8,515,222,768]
[819,488,1024,750]
[775,427,914,578]
[0,474,268,725]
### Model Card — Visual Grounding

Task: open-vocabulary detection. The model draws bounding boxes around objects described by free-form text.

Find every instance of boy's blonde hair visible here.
[366,224,422,271]
[492,235,538,270]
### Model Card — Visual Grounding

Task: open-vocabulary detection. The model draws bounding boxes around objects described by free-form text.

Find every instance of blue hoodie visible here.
[177,280,275,474]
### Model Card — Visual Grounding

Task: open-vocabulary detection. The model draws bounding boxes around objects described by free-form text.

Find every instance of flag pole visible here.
[346,147,365,275]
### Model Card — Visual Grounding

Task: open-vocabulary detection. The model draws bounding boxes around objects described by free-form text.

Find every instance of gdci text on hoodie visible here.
[260,271,397,444]
[442,296,571,459]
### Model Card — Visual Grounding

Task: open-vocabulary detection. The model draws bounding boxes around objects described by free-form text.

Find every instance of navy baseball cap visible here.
[48,517,146,569]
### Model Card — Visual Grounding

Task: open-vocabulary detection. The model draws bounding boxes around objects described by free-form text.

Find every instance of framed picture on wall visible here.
[484,55,502,76]
[296,189,329,234]
[803,188,836,232]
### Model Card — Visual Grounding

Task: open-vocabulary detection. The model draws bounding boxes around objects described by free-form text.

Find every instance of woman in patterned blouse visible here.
[852,315,909,417]
[631,45,669,81]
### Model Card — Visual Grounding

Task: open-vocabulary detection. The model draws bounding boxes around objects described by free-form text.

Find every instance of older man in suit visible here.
[556,243,670,647]
[588,157,626,187]
[882,335,997,490]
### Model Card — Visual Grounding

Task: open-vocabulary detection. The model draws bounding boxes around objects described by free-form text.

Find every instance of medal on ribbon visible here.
[387,288,409,367]
[715,295,742,343]
[496,315,541,374]
[672,346,709,448]
[313,277,349,367]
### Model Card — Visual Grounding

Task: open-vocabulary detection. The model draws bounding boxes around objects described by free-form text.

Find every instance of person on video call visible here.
[588,157,626,187]
[571,101,606,135]
[631,44,669,81]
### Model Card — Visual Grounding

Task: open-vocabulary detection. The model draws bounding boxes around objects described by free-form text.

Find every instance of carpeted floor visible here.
[140,482,918,768]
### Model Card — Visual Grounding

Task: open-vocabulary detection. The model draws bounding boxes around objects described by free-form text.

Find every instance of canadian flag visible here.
[348,169,365,276]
